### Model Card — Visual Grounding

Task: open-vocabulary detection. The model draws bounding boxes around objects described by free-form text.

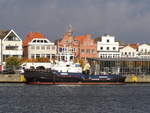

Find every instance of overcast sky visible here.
[0,0,150,43]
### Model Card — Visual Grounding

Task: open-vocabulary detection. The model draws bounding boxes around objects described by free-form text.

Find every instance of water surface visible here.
[0,83,149,113]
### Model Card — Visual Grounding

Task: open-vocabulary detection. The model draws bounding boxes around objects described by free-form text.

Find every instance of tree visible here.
[6,56,21,70]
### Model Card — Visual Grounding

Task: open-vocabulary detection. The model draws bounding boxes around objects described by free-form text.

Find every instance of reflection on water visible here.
[0,83,149,113]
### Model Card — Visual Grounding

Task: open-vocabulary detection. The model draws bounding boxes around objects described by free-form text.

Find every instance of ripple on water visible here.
[0,83,149,113]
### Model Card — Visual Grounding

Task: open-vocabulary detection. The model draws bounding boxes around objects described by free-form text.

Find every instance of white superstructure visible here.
[51,61,82,73]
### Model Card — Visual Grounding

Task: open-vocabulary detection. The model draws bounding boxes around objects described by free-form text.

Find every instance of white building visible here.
[0,29,23,64]
[97,35,120,58]
[120,45,137,58]
[28,38,56,59]
[138,44,150,58]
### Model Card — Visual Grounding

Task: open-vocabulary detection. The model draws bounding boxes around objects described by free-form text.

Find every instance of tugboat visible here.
[23,61,126,85]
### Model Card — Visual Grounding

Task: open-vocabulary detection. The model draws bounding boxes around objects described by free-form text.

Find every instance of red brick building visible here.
[75,34,97,59]
[56,30,97,60]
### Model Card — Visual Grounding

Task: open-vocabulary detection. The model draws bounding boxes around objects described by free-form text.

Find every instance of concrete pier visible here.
[125,75,150,83]
[0,74,26,83]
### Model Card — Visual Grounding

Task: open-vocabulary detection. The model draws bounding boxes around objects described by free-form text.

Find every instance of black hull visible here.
[24,70,126,85]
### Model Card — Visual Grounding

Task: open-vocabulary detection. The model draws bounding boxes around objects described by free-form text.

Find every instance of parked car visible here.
[15,67,24,74]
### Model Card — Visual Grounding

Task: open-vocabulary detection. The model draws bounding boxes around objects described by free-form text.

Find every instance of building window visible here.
[31,46,35,50]
[72,48,76,52]
[59,48,62,52]
[100,47,103,50]
[41,46,45,50]
[107,47,109,50]
[81,49,84,54]
[129,52,131,55]
[36,54,40,59]
[132,52,134,56]
[41,54,45,58]
[92,49,95,54]
[107,39,109,42]
[6,46,18,50]
[86,49,90,54]
[46,54,50,59]
[36,46,40,50]
[113,47,116,50]
[6,36,19,41]
[52,46,55,50]
[31,54,35,59]
[47,46,50,50]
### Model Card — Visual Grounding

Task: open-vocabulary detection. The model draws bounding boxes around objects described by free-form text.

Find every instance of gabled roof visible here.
[0,30,11,39]
[23,32,46,46]
[129,43,139,49]
[74,34,92,43]
[0,29,22,41]
[119,45,137,51]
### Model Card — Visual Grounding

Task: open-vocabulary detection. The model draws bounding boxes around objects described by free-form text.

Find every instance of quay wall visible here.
[0,74,25,83]
[125,75,150,83]
[0,74,150,83]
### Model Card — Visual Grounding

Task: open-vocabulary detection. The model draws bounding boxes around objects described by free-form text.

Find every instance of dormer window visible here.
[44,40,48,43]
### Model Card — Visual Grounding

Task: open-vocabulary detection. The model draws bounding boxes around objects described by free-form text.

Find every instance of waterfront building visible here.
[23,32,56,60]
[0,29,23,63]
[56,28,78,61]
[56,28,97,61]
[138,44,150,58]
[88,57,150,75]
[75,34,97,59]
[97,35,120,58]
[119,45,138,58]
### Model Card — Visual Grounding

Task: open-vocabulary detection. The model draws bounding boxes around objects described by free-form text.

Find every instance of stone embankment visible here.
[0,74,26,82]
